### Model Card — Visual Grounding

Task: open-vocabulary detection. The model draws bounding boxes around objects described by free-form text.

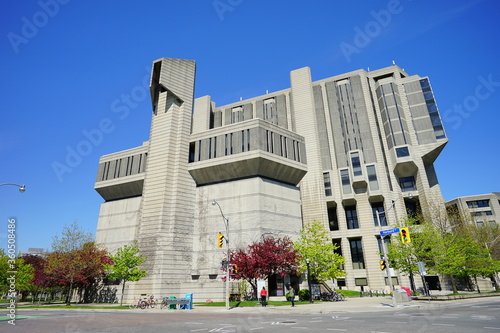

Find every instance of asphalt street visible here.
[2,295,500,332]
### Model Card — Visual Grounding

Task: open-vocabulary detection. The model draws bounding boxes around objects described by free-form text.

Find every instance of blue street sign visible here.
[379,228,400,236]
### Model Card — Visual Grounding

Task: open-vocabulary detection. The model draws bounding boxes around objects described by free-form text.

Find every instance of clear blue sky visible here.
[1,0,499,253]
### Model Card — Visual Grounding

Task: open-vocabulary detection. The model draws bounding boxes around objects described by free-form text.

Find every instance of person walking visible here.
[288,285,295,307]
[260,287,267,307]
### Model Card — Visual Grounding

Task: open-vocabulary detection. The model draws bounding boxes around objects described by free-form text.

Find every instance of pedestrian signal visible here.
[400,227,411,243]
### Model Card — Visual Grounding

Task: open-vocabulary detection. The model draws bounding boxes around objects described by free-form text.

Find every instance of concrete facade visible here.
[447,192,500,227]
[95,57,450,301]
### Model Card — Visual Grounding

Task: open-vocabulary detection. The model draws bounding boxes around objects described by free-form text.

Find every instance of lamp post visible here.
[212,200,230,310]
[0,183,26,193]
[375,193,412,306]
[305,258,313,303]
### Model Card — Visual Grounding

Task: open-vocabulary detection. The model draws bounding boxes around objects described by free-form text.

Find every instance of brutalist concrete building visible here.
[94,57,448,301]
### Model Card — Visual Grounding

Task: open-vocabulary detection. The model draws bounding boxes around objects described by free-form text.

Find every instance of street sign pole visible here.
[377,213,398,307]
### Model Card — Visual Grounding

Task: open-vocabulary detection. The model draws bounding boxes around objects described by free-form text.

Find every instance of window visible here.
[366,165,379,191]
[377,237,391,259]
[324,172,332,196]
[372,203,386,226]
[395,147,409,158]
[466,200,490,208]
[349,238,365,269]
[328,206,339,231]
[231,106,243,123]
[351,152,362,176]
[341,169,352,194]
[399,176,416,192]
[264,98,275,122]
[485,211,493,216]
[355,278,368,286]
[332,239,344,270]
[345,206,359,229]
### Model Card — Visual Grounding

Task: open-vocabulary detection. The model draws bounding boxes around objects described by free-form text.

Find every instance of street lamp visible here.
[375,193,412,306]
[212,199,230,310]
[305,258,313,303]
[0,183,26,193]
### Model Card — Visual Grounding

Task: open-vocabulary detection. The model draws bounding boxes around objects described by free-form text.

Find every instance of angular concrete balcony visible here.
[188,119,307,186]
[188,150,307,186]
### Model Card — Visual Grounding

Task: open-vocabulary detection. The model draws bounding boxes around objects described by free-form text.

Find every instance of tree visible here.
[104,241,147,306]
[45,242,111,305]
[387,216,437,292]
[294,220,346,283]
[0,251,35,299]
[19,254,48,303]
[51,220,93,253]
[230,236,301,297]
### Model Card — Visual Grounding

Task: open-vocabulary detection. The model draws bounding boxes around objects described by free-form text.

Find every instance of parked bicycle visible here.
[320,291,345,302]
[140,295,156,309]
[129,298,143,309]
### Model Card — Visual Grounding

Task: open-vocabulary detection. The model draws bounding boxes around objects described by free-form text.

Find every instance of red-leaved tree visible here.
[230,236,301,297]
[45,242,112,305]
[20,254,53,303]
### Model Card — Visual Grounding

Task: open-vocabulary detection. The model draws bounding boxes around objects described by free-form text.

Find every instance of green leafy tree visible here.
[104,241,147,306]
[0,251,35,298]
[294,220,346,283]
[387,216,438,292]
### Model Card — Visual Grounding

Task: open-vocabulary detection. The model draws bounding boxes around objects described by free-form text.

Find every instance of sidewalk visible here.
[190,292,500,315]
[190,296,430,314]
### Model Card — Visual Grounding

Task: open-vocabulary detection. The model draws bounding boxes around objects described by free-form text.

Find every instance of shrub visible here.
[298,289,310,301]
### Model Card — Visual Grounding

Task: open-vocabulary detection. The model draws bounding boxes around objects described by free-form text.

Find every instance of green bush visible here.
[298,289,310,301]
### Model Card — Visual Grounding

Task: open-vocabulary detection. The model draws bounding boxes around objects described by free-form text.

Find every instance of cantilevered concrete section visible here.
[95,57,449,302]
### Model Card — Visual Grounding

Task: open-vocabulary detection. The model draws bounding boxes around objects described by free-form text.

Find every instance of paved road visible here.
[3,295,500,332]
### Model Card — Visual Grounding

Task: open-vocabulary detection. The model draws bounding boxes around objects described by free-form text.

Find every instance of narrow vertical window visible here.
[341,169,352,194]
[372,203,386,226]
[345,206,359,229]
[349,238,365,269]
[328,206,339,231]
[351,152,362,176]
[366,165,379,191]
[323,172,332,196]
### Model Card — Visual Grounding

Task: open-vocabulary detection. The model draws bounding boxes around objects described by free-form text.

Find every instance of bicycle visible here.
[140,295,156,309]
[129,298,143,309]
[320,291,345,302]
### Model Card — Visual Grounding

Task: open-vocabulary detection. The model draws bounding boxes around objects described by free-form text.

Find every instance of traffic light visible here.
[400,227,411,243]
[233,265,238,274]
[217,232,224,248]
[379,259,387,270]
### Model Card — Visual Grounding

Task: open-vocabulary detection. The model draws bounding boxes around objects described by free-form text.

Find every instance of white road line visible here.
[484,327,500,330]
[386,321,406,324]
[190,329,208,332]
[326,329,347,331]
[249,328,265,331]
[431,323,455,327]
[291,327,308,330]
